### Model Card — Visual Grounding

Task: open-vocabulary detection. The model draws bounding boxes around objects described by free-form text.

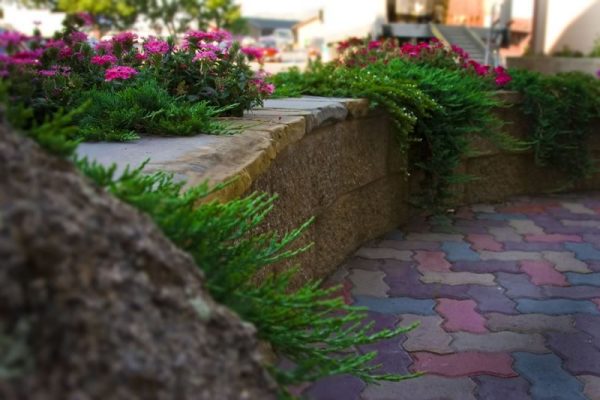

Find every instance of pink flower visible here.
[185,30,218,43]
[241,46,263,60]
[76,12,94,26]
[59,46,73,59]
[104,65,138,81]
[251,72,275,95]
[39,69,57,77]
[193,50,218,61]
[69,31,88,43]
[95,40,113,53]
[494,66,511,86]
[212,29,232,42]
[135,52,147,61]
[112,32,138,45]
[368,40,381,50]
[143,37,169,55]
[467,60,489,76]
[45,39,65,49]
[0,31,29,48]
[91,54,118,66]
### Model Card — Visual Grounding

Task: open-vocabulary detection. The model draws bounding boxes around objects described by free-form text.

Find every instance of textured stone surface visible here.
[436,299,487,333]
[516,299,600,315]
[578,375,600,400]
[348,269,389,297]
[400,314,453,354]
[0,128,277,399]
[520,260,569,286]
[411,352,517,378]
[308,195,600,399]
[547,332,600,375]
[355,247,413,261]
[353,296,436,315]
[414,251,452,272]
[514,353,587,400]
[361,376,477,400]
[303,375,365,400]
[485,313,576,333]
[419,271,496,286]
[466,234,503,251]
[510,219,545,235]
[542,251,591,273]
[450,331,548,353]
[473,376,531,400]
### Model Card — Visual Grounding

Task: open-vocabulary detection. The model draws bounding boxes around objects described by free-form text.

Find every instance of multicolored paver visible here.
[304,194,600,400]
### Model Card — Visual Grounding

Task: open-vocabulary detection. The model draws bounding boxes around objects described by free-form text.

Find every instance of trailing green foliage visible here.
[272,62,435,154]
[508,69,600,183]
[75,79,229,141]
[272,60,518,212]
[5,107,418,395]
[75,158,419,390]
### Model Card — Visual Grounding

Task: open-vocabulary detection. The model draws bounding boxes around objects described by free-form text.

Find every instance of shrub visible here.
[272,39,518,211]
[0,21,273,138]
[75,78,228,141]
[508,69,600,183]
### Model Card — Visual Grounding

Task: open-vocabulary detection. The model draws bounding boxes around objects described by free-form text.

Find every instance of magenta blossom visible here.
[0,31,29,48]
[144,37,169,55]
[39,69,57,77]
[58,46,73,59]
[76,12,94,26]
[95,40,113,54]
[241,46,263,60]
[193,51,218,62]
[104,65,138,81]
[112,32,138,45]
[91,54,118,66]
[45,39,66,49]
[70,31,88,43]
[368,40,381,50]
[494,66,512,86]
[134,52,147,61]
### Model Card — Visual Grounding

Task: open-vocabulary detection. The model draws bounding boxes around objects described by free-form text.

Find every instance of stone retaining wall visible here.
[77,95,600,284]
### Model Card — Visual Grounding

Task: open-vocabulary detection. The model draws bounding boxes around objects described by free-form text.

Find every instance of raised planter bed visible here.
[77,95,600,284]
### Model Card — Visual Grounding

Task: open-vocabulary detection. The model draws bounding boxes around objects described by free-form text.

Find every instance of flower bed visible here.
[0,16,272,141]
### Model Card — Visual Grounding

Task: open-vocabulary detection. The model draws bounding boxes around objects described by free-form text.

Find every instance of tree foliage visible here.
[16,0,246,33]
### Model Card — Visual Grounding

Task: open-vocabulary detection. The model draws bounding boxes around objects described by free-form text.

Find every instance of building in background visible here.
[246,17,297,39]
[531,0,600,55]
[0,2,64,36]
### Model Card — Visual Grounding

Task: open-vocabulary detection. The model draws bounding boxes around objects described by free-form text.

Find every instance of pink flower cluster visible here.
[91,54,118,66]
[76,12,94,26]
[0,31,29,48]
[144,38,170,55]
[112,32,138,46]
[251,71,275,95]
[241,46,264,60]
[104,66,138,82]
[337,37,512,87]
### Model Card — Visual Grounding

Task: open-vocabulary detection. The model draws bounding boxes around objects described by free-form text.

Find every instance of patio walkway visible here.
[303,194,600,400]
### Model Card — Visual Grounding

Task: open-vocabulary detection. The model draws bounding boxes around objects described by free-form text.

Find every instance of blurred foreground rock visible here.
[0,127,277,400]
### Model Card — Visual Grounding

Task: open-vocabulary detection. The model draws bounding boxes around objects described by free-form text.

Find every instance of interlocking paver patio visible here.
[303,195,600,400]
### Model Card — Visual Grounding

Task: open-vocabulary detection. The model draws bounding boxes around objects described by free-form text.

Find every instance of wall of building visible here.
[533,0,600,54]
[320,0,387,43]
[295,18,324,49]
